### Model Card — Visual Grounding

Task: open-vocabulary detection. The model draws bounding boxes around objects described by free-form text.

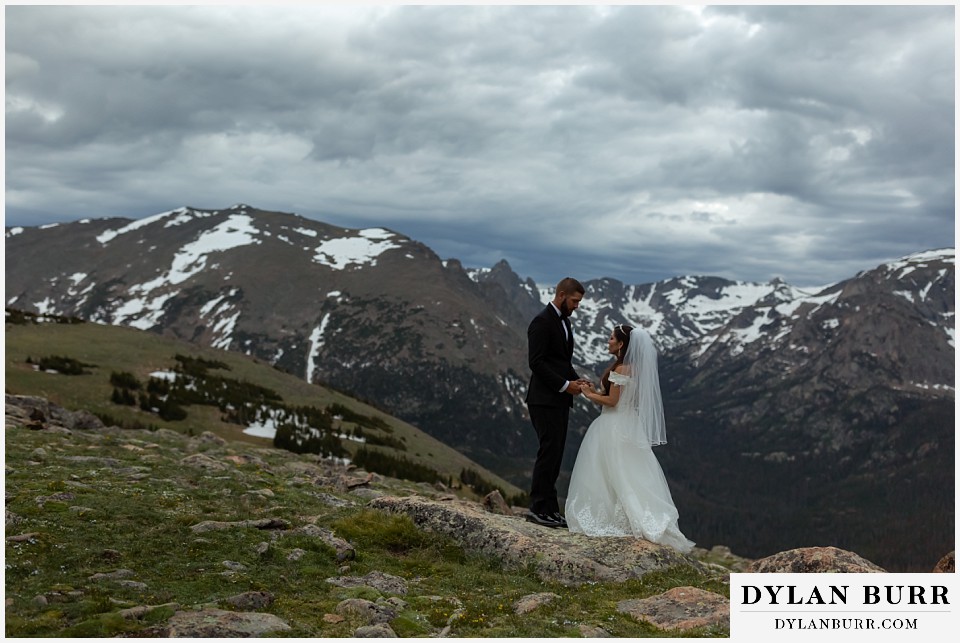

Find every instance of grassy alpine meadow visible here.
[5,315,730,637]
[4,409,729,637]
[4,315,521,497]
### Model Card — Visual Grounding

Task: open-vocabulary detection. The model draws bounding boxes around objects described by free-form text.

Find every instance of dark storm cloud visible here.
[4,4,954,287]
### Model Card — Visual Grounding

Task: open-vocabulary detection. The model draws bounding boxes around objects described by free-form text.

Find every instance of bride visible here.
[565,324,694,553]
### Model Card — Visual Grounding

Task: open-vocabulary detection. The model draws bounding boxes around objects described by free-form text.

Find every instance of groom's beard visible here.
[559,299,572,318]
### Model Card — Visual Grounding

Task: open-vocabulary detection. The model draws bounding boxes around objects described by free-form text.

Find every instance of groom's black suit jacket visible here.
[525,305,578,408]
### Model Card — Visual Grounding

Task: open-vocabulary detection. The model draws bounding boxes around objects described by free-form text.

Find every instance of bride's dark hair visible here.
[601,324,633,394]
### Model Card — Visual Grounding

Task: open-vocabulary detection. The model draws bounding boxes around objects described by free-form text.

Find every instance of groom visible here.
[524,277,585,529]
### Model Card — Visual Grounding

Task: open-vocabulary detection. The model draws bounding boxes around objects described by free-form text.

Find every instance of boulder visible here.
[291,523,355,561]
[189,518,290,534]
[334,598,397,625]
[933,551,954,573]
[180,453,228,471]
[326,570,408,595]
[513,592,559,615]
[222,591,274,611]
[746,546,885,573]
[369,495,704,586]
[617,586,728,631]
[354,624,397,637]
[162,608,291,637]
[6,395,110,431]
[481,490,512,515]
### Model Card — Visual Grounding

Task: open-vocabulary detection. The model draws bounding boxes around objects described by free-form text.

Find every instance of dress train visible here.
[565,405,694,553]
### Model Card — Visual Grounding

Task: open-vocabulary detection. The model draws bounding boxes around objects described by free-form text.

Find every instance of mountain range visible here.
[6,204,954,571]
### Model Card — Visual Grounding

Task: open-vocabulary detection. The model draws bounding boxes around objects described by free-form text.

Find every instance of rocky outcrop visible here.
[326,571,408,595]
[933,551,954,573]
[617,586,728,631]
[513,592,559,615]
[746,546,886,573]
[160,608,291,637]
[481,489,513,515]
[5,394,106,433]
[369,494,704,585]
[189,518,291,534]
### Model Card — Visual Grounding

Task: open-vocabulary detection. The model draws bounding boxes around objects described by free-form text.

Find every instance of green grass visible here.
[5,319,521,496]
[5,413,729,637]
[6,318,729,637]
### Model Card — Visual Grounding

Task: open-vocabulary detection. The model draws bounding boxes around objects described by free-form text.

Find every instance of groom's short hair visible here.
[556,277,585,296]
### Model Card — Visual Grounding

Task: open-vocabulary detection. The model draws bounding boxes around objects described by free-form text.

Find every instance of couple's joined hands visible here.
[568,379,596,396]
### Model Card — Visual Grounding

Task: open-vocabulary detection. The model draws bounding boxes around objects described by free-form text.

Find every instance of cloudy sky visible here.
[5,3,955,287]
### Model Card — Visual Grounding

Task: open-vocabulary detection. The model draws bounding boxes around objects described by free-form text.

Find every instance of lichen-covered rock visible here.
[694,544,753,572]
[617,586,728,631]
[579,624,613,637]
[189,518,290,534]
[513,592,559,615]
[369,495,704,586]
[933,551,954,573]
[162,608,291,637]
[222,591,274,611]
[88,569,135,581]
[334,598,397,625]
[354,624,397,637]
[6,395,106,432]
[481,490,512,515]
[118,602,180,620]
[326,570,408,595]
[746,546,885,573]
[291,523,356,561]
[180,453,228,471]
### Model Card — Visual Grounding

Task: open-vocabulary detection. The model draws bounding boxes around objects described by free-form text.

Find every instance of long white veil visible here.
[610,327,668,447]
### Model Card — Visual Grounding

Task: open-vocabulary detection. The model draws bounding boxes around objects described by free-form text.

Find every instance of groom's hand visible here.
[566,380,584,395]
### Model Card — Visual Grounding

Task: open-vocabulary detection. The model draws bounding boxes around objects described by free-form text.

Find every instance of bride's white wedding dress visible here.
[564,332,694,553]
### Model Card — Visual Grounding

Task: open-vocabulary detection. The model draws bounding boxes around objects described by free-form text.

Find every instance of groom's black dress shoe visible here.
[551,512,569,529]
[525,510,563,528]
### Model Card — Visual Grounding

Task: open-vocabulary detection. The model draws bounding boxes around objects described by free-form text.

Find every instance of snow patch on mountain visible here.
[694,288,842,359]
[306,314,331,381]
[98,208,190,245]
[882,248,954,276]
[97,213,261,330]
[199,289,242,350]
[133,214,261,294]
[211,311,240,350]
[312,228,402,270]
[34,297,57,315]
[200,290,235,318]
[114,291,177,331]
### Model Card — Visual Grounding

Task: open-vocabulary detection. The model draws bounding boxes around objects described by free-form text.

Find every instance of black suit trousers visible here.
[528,403,569,516]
